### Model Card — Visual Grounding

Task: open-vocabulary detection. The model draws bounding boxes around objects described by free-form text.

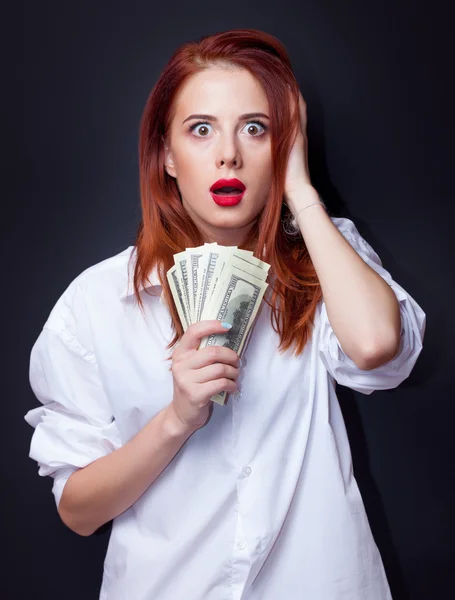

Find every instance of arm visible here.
[283,89,401,369]
[58,404,194,537]
[293,186,401,369]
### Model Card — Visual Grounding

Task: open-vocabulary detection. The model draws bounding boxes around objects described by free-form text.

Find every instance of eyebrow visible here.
[182,112,270,125]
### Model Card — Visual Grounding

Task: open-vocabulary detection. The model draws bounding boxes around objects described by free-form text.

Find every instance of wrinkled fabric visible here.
[318,219,425,394]
[25,216,426,600]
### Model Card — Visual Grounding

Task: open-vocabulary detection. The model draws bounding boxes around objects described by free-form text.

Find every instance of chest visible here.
[92,294,318,442]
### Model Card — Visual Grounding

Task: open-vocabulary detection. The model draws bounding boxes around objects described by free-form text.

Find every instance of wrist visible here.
[162,403,198,439]
[285,184,321,215]
[294,201,326,221]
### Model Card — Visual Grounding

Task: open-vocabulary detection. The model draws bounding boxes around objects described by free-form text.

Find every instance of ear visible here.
[162,136,177,178]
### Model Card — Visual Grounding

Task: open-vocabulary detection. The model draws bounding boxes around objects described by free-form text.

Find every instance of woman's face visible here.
[164,67,273,246]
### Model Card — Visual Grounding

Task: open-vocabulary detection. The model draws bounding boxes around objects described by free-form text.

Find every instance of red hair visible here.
[130,28,324,357]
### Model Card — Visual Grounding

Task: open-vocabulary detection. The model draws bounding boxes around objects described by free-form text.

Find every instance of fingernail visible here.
[221,322,232,329]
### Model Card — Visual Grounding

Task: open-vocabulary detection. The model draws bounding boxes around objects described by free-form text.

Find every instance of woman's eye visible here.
[189,121,267,137]
[243,121,267,136]
[190,123,212,137]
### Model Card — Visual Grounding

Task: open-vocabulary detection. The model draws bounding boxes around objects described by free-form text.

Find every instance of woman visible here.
[25,28,426,600]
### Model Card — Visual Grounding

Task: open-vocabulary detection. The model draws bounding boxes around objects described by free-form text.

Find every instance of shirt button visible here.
[237,540,246,550]
[243,466,252,476]
[232,391,242,400]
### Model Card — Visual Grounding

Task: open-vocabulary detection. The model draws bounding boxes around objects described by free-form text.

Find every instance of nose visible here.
[216,134,242,169]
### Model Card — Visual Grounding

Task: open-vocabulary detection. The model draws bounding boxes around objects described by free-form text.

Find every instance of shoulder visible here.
[329,216,382,266]
[330,215,364,242]
[43,245,134,335]
[77,245,135,298]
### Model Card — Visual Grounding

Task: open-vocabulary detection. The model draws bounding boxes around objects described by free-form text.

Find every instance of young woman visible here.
[25,28,426,600]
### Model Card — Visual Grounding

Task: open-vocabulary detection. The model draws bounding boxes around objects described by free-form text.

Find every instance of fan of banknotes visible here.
[166,243,271,406]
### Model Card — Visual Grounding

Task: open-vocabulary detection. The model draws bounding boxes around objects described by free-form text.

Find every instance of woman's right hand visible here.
[168,320,240,433]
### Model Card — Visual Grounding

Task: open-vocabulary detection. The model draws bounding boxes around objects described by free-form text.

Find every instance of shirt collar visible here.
[119,248,162,300]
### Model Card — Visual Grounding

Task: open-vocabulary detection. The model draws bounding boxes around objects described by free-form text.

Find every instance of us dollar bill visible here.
[201,251,270,322]
[194,248,221,324]
[167,244,270,406]
[186,248,205,323]
[173,251,192,326]
[166,265,190,331]
[198,265,269,405]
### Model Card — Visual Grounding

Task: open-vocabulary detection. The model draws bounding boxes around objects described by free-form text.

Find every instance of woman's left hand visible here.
[284,89,313,207]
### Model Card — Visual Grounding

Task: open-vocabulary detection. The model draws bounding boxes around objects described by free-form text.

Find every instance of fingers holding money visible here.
[168,243,270,405]
[173,323,240,385]
[192,362,240,385]
[188,344,240,369]
[174,320,235,356]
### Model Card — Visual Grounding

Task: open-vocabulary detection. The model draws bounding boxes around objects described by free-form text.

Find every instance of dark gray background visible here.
[7,0,453,598]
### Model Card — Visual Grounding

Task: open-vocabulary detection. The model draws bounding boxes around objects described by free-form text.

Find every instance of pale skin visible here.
[163,66,273,248]
[56,67,402,536]
[284,90,401,369]
[163,66,402,415]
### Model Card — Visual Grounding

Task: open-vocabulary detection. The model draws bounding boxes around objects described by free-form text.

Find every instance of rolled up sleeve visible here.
[317,217,426,395]
[24,279,122,508]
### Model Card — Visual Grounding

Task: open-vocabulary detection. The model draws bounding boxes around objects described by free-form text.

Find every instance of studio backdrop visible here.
[7,1,453,599]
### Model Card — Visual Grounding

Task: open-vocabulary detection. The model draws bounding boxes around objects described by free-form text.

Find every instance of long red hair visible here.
[130,28,325,357]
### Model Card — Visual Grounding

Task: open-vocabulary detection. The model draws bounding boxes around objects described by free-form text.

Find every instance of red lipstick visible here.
[210,178,246,207]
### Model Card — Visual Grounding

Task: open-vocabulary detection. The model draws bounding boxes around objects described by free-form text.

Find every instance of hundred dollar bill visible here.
[190,246,264,324]
[167,243,271,405]
[195,245,244,323]
[173,251,192,327]
[194,247,221,324]
[167,265,190,331]
[198,265,269,405]
[201,247,235,318]
[186,247,205,323]
[172,245,224,326]
[201,251,270,322]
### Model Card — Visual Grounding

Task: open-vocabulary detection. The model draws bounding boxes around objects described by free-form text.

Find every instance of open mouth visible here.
[210,188,245,206]
[212,186,244,196]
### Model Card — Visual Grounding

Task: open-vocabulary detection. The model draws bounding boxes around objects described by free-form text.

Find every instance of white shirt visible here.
[25,216,426,600]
